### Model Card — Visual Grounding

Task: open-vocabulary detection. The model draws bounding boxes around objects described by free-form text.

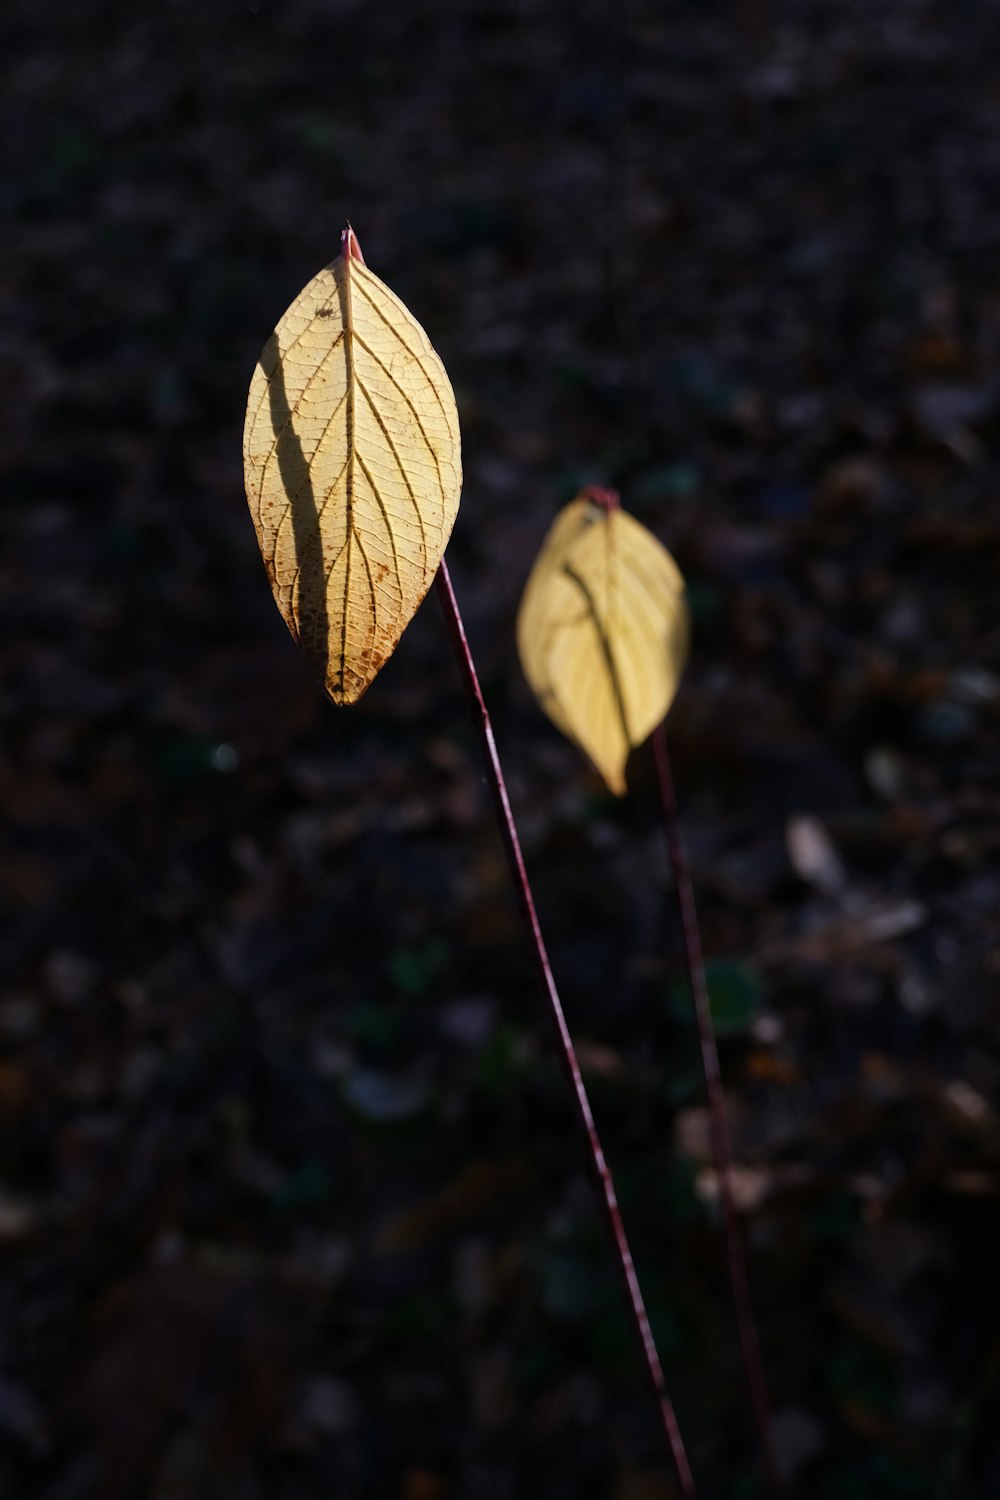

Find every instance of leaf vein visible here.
[353,529,378,684]
[350,278,452,428]
[355,449,403,591]
[355,374,429,574]
[257,330,346,500]
[272,447,349,578]
[353,333,444,499]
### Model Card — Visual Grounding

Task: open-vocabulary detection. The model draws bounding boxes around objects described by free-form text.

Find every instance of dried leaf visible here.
[517,489,689,794]
[243,228,462,704]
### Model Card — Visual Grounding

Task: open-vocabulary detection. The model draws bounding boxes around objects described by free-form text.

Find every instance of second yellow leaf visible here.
[517,490,689,795]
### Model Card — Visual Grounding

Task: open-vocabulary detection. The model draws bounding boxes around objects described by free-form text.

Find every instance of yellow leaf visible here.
[517,490,689,795]
[243,229,462,705]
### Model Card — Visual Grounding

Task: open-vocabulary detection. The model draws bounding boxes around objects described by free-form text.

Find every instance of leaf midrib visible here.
[341,256,356,696]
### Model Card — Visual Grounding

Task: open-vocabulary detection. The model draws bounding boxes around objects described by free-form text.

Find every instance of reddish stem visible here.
[652,722,782,1496]
[436,558,698,1500]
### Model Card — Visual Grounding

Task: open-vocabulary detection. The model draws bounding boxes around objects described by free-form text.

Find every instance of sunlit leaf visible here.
[517,488,689,795]
[243,227,462,705]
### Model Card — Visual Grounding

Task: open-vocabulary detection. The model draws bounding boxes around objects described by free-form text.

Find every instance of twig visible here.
[436,558,698,1500]
[652,722,782,1496]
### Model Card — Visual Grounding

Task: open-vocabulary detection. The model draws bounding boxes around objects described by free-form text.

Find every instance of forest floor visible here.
[3,0,1000,1495]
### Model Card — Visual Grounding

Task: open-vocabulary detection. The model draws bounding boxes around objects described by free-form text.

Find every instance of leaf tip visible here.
[341,223,366,266]
[605,766,628,797]
[579,485,620,513]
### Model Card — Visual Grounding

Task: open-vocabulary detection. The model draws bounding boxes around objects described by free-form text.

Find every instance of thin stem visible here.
[652,722,782,1496]
[436,558,698,1500]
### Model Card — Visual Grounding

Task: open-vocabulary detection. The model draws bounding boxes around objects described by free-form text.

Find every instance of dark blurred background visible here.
[4,0,1000,1496]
